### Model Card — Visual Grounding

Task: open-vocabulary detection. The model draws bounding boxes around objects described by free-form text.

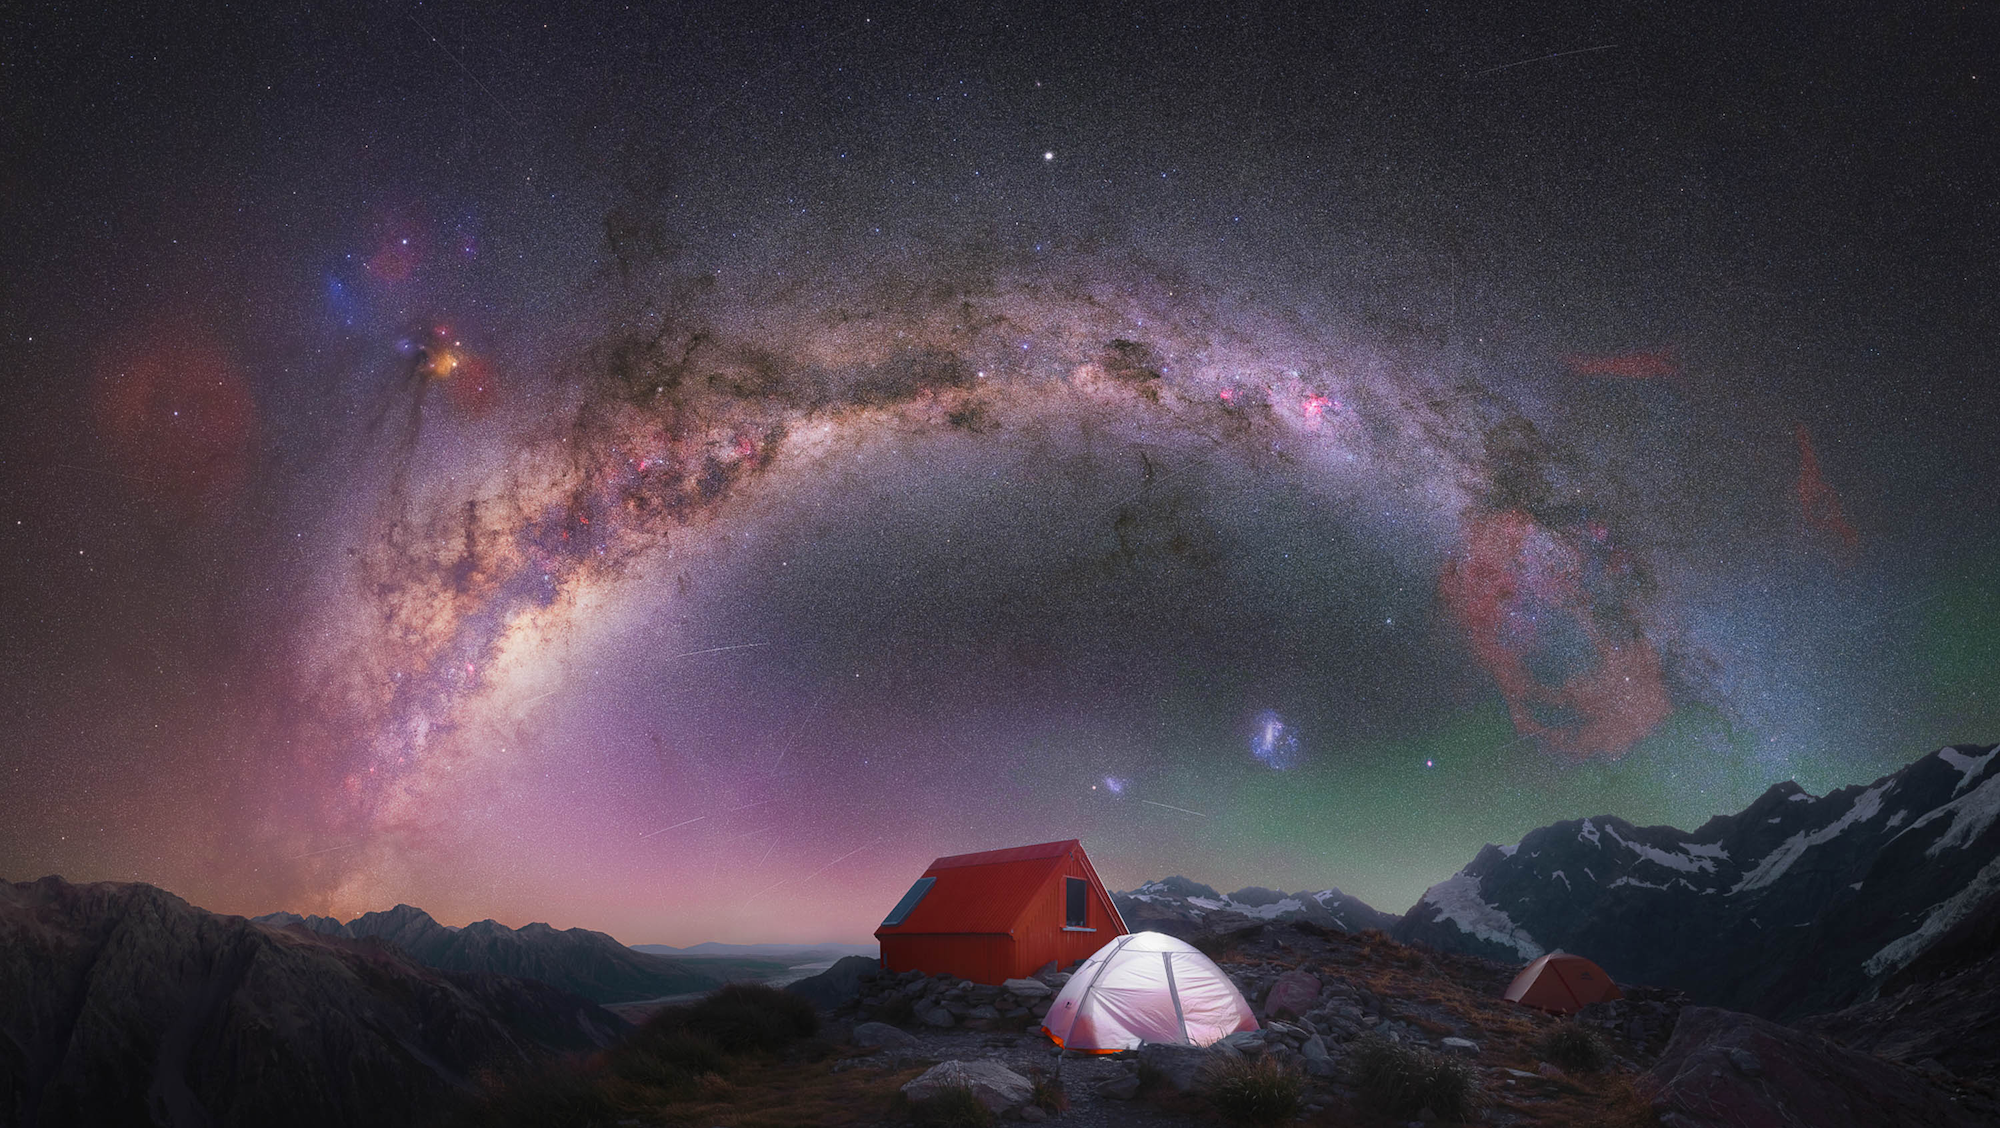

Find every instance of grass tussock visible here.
[451,1060,618,1128]
[1026,1065,1069,1112]
[1205,1053,1305,1126]
[1540,1019,1614,1074]
[906,1082,996,1127]
[1350,1034,1483,1121]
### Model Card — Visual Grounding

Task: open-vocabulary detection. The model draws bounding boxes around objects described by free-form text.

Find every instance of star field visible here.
[2,1,1997,946]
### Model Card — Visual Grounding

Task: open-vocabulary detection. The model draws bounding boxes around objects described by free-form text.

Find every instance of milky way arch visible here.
[282,247,1690,903]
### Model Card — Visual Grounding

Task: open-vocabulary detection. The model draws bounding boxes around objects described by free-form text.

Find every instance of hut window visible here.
[1065,877,1088,926]
[882,876,936,926]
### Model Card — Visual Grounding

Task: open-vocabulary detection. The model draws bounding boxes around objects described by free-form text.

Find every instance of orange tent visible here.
[1503,953,1622,1014]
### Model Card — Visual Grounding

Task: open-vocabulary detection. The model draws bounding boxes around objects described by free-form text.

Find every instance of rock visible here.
[789,955,888,1009]
[1263,969,1323,1020]
[1221,1030,1267,1055]
[901,1060,1035,1115]
[1536,1062,1566,1079]
[1043,971,1072,989]
[1139,1041,1231,1092]
[1440,1036,1480,1058]
[1031,1000,1051,1017]
[920,1005,957,1028]
[851,1021,919,1049]
[1096,1072,1142,1099]
[1003,977,1053,999]
[969,1004,1001,1020]
[1642,1006,1988,1128]
[1301,1034,1330,1062]
[1018,1105,1048,1122]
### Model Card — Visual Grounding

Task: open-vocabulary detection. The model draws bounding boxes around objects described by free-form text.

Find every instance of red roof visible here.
[879,839,1083,935]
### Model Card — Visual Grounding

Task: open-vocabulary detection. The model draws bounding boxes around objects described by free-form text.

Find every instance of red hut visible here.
[874,839,1128,984]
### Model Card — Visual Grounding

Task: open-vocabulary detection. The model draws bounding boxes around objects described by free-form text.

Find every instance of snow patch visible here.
[1732,783,1889,894]
[1767,816,1783,824]
[1864,851,2000,978]
[1904,771,2000,857]
[1584,868,1595,882]
[1499,843,1519,858]
[1578,819,1601,847]
[1886,809,1907,829]
[1938,746,2000,795]
[1609,876,1667,890]
[1418,872,1544,960]
[1187,896,1226,911]
[1236,897,1306,919]
[1682,841,1731,861]
[1603,824,1716,873]
[1551,870,1571,891]
[1788,792,1812,802]
[1849,882,1864,891]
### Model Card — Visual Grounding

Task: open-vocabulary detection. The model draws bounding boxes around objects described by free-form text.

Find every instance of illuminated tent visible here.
[1503,952,1623,1014]
[1041,931,1258,1052]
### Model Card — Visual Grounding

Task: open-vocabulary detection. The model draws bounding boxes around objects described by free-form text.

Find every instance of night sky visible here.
[4,2,1997,946]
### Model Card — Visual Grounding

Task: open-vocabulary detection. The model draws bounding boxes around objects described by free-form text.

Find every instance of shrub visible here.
[1205,1054,1304,1126]
[875,991,919,1026]
[1350,1035,1482,1121]
[1540,1019,1613,1074]
[649,982,819,1053]
[605,1027,726,1093]
[908,1083,996,1127]
[1025,1066,1070,1113]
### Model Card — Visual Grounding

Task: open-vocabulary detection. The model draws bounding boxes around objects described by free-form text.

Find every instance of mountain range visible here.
[0,876,626,1127]
[253,904,721,1004]
[630,940,879,959]
[1110,875,1402,937]
[1394,743,2000,1023]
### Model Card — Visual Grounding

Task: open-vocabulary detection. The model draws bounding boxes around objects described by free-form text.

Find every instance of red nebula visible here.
[1559,348,1679,380]
[90,324,257,515]
[1439,510,1673,761]
[442,353,501,417]
[1794,424,1859,554]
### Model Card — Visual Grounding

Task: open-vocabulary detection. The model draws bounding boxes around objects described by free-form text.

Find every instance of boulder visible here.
[1003,976,1053,999]
[1138,1041,1232,1093]
[1263,969,1322,1020]
[919,1005,956,1028]
[1096,1072,1142,1099]
[1440,1036,1480,1058]
[1220,1030,1266,1055]
[1642,1007,1987,1128]
[901,1060,1035,1114]
[851,1021,919,1049]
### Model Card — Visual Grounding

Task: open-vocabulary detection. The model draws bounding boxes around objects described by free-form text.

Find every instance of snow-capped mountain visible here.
[1113,875,1399,937]
[1395,744,2000,1019]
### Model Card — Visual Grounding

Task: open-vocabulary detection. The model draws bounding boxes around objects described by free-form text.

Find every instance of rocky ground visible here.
[776,921,1998,1127]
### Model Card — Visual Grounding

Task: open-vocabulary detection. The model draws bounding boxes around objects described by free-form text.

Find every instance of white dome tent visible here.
[1040,931,1258,1052]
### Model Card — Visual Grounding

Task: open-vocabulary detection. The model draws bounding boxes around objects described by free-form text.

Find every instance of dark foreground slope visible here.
[1,875,627,1128]
[256,903,719,1005]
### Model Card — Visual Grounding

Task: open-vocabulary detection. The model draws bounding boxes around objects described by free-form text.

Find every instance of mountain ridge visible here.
[254,902,720,1004]
[1394,742,2000,1020]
